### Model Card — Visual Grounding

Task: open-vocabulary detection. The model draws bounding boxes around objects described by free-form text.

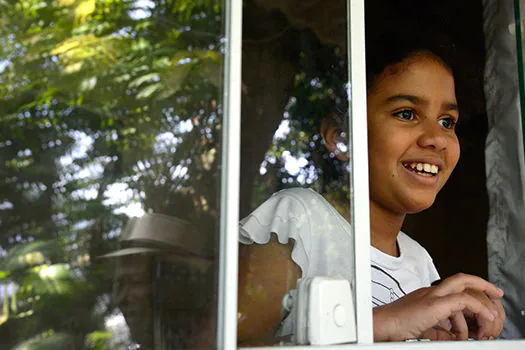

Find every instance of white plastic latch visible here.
[293,276,356,345]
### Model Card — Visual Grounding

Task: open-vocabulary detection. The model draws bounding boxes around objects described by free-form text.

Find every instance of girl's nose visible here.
[416,121,448,151]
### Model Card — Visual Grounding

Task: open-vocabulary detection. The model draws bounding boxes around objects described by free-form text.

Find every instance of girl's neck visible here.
[321,192,404,257]
[369,200,405,257]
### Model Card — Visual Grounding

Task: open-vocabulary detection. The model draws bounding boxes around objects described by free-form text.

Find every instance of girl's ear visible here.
[320,113,349,161]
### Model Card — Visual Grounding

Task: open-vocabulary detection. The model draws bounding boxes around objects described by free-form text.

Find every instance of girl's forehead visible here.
[370,56,456,99]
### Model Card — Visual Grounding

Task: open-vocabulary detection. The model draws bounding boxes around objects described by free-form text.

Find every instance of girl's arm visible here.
[186,235,301,347]
[237,234,301,345]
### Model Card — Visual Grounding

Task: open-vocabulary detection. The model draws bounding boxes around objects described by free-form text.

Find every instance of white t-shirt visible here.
[371,232,440,306]
[239,187,439,335]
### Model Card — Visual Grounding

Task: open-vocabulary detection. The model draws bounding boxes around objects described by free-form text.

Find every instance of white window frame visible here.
[217,0,242,347]
[218,0,525,348]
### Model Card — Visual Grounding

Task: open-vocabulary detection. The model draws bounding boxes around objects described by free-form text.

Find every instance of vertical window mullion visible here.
[217,0,243,347]
[347,0,374,344]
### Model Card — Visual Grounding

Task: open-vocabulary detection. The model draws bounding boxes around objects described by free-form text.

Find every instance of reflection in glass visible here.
[106,214,213,348]
[241,2,349,214]
[237,0,351,345]
[0,0,224,348]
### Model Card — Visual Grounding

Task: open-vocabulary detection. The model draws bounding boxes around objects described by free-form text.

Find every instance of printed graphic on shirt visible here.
[371,265,407,306]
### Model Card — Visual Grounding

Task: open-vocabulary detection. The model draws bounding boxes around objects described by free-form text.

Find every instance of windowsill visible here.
[240,339,525,349]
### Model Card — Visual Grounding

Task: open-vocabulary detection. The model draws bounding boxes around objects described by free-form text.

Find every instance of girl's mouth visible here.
[402,162,439,177]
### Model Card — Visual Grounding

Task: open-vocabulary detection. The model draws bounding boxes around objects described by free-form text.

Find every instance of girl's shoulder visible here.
[239,187,342,245]
[397,231,433,261]
[270,187,326,203]
[239,187,354,277]
[270,187,350,221]
[240,188,333,226]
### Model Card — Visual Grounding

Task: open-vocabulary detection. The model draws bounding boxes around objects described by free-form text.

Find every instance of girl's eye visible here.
[394,110,415,121]
[438,117,457,130]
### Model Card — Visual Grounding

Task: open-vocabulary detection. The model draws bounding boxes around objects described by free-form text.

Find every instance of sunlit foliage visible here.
[0,0,223,347]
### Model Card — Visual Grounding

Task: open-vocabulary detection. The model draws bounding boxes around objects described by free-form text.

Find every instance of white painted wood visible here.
[217,0,242,347]
[347,0,373,344]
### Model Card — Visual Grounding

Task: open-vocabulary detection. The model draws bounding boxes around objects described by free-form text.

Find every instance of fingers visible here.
[420,326,457,341]
[493,299,505,337]
[463,289,497,339]
[449,312,469,340]
[419,292,496,341]
[431,292,496,326]
[433,273,504,300]
[465,289,494,310]
[481,299,505,339]
[474,308,499,339]
[461,288,505,340]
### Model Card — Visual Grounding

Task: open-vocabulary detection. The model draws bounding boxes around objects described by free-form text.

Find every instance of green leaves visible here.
[1,241,62,275]
[85,330,113,350]
[136,81,162,99]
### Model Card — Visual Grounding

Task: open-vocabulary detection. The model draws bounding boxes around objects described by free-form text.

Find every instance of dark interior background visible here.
[380,1,489,280]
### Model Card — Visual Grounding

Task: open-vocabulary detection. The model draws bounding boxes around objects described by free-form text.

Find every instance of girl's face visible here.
[367,53,460,214]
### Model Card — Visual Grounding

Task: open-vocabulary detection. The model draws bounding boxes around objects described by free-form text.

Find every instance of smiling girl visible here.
[235,43,505,345]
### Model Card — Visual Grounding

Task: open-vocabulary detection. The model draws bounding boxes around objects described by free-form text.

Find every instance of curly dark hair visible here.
[365,36,454,90]
[330,35,456,131]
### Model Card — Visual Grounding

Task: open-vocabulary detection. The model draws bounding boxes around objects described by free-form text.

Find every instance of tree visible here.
[0,0,226,347]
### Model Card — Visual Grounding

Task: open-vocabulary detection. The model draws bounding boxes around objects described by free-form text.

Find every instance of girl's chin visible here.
[402,197,436,214]
[370,195,436,215]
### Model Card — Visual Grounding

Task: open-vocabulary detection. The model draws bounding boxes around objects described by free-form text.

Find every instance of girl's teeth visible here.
[405,162,440,175]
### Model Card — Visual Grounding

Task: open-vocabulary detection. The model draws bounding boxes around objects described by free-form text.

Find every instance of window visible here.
[1,0,525,348]
[235,0,367,345]
[231,0,525,348]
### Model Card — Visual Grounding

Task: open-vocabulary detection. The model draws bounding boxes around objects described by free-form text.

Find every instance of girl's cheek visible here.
[449,139,461,167]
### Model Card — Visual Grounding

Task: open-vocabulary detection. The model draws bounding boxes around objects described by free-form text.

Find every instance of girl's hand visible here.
[459,288,505,340]
[424,282,505,340]
[373,273,504,342]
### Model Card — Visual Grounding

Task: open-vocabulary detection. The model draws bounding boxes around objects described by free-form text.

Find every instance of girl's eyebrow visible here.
[385,94,421,105]
[444,102,459,113]
[385,94,459,112]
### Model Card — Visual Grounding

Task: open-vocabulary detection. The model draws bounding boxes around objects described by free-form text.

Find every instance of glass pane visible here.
[236,0,515,345]
[237,0,355,346]
[0,0,225,348]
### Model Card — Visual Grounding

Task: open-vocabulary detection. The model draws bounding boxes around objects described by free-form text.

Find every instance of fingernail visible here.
[489,336,494,340]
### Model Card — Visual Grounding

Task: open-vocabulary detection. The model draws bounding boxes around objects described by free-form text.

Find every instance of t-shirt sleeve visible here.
[427,258,440,284]
[239,189,311,278]
[422,247,440,284]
